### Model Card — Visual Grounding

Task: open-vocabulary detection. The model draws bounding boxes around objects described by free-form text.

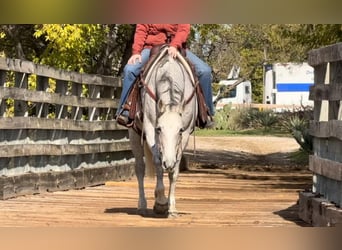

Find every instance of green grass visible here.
[194,128,291,137]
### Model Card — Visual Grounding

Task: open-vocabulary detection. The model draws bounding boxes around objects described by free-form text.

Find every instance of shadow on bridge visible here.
[274,204,311,227]
[104,207,190,218]
[183,148,312,190]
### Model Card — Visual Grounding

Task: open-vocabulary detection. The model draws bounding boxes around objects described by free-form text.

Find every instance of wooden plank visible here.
[88,85,101,121]
[55,80,68,119]
[14,72,28,116]
[0,164,135,200]
[309,120,342,140]
[83,164,135,187]
[309,155,342,181]
[0,86,118,109]
[0,141,132,157]
[312,174,342,208]
[38,169,86,192]
[0,117,126,131]
[0,173,40,199]
[35,76,49,118]
[330,61,342,84]
[0,70,6,86]
[0,57,120,87]
[308,42,342,66]
[312,64,327,121]
[309,84,342,101]
[0,70,6,116]
[0,167,310,226]
[71,82,83,120]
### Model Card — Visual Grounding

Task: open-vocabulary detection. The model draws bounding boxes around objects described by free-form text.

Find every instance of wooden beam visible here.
[309,120,342,140]
[0,57,121,87]
[0,141,132,158]
[309,84,342,101]
[0,86,119,109]
[309,155,342,181]
[0,164,135,199]
[308,42,342,66]
[0,117,126,131]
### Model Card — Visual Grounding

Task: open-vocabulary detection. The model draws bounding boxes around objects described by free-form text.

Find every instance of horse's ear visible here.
[158,99,166,113]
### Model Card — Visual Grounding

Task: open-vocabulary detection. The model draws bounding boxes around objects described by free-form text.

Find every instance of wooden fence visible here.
[0,58,135,199]
[299,43,342,226]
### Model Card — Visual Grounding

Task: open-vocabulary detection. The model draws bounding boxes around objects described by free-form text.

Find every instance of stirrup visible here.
[204,116,215,129]
[115,114,134,128]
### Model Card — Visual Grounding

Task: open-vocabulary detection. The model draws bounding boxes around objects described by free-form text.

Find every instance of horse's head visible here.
[155,101,184,172]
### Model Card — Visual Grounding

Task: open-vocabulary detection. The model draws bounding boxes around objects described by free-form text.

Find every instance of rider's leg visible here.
[185,50,214,116]
[116,48,151,120]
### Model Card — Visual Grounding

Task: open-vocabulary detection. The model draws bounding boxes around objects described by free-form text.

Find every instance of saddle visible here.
[117,45,211,131]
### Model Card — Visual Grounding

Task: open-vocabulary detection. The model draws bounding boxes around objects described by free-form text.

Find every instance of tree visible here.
[33,24,135,75]
[0,24,45,60]
[2,24,342,102]
[0,24,135,76]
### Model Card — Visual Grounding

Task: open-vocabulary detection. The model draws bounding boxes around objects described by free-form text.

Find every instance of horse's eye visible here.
[179,127,185,134]
[156,127,161,134]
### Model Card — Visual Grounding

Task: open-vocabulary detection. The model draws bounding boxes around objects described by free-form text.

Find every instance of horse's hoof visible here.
[153,202,169,215]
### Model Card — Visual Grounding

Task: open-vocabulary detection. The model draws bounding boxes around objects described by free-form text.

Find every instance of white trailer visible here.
[213,66,252,110]
[264,62,314,107]
[213,79,252,110]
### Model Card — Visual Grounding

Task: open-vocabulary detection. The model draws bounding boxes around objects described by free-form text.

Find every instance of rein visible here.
[139,51,198,106]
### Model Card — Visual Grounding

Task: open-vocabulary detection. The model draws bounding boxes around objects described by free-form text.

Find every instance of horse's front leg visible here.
[153,163,168,215]
[168,165,179,217]
[129,129,147,215]
[135,158,147,215]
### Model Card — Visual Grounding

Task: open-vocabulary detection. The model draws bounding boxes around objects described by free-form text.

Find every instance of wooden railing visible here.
[299,43,342,226]
[0,58,134,199]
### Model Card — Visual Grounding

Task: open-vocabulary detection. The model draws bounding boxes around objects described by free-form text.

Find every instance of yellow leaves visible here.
[33,24,106,72]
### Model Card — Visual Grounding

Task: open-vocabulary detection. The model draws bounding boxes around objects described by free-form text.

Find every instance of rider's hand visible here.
[168,46,178,58]
[128,54,142,64]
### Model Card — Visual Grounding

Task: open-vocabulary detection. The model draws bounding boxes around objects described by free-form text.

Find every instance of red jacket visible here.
[132,24,190,55]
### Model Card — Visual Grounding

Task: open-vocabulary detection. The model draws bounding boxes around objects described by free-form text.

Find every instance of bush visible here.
[213,104,254,130]
[251,109,279,131]
[279,107,313,154]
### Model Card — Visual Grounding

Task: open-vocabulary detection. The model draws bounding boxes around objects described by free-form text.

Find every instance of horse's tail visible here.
[143,141,156,178]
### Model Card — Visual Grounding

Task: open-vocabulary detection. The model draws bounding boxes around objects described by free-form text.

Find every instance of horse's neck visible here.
[142,53,197,124]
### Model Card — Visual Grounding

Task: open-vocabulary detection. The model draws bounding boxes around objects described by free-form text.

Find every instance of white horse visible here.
[128,46,198,217]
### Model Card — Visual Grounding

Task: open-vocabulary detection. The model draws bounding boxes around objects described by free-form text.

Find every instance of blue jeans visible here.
[117,48,214,116]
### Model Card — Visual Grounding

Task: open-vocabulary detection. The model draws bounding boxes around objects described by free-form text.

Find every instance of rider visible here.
[115,24,214,128]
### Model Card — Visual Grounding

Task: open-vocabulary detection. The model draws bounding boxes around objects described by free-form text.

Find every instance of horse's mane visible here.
[153,55,187,109]
[142,47,197,129]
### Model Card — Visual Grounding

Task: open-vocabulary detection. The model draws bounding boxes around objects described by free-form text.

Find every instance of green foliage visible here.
[280,108,313,154]
[192,24,342,103]
[0,24,135,76]
[33,24,106,72]
[213,105,262,131]
[253,110,279,132]
[279,24,342,58]
[213,104,248,130]
[1,24,342,104]
[213,105,281,132]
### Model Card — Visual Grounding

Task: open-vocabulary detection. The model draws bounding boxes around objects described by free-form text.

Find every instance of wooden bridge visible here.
[0,136,311,227]
[0,55,320,227]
